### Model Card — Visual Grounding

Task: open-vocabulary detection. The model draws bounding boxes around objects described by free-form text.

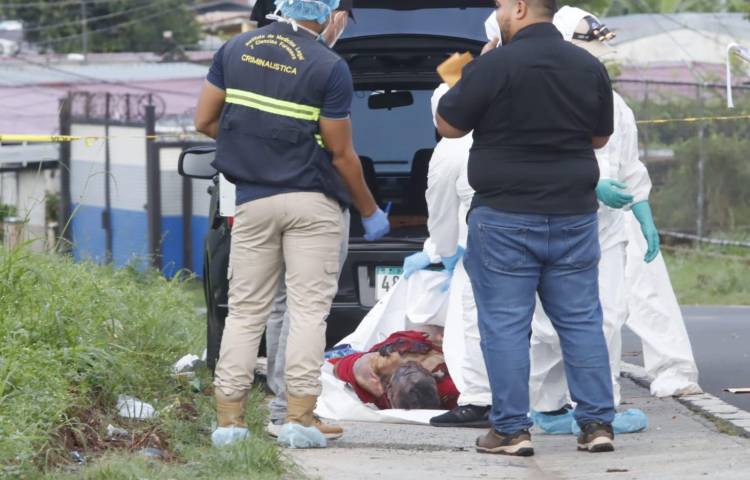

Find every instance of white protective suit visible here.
[623,213,701,397]
[529,92,652,410]
[423,84,491,407]
[529,7,701,411]
[529,91,701,412]
[417,11,505,409]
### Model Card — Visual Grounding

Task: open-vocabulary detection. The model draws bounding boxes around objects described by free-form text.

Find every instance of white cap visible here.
[553,5,615,59]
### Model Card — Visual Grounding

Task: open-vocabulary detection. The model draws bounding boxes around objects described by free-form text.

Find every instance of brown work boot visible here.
[286,394,344,440]
[475,428,534,456]
[577,422,615,453]
[313,414,344,440]
[215,390,247,428]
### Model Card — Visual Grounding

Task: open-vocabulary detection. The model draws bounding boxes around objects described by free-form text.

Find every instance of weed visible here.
[0,247,288,479]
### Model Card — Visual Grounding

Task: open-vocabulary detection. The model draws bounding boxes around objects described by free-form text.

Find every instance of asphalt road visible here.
[622,305,750,412]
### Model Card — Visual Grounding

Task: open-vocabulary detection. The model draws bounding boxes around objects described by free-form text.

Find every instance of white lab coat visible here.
[529,92,701,412]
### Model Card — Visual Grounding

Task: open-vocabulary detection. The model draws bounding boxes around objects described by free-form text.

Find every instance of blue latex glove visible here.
[277,423,327,449]
[362,208,390,241]
[441,246,466,273]
[403,251,432,279]
[632,201,660,263]
[596,179,634,209]
[211,426,249,447]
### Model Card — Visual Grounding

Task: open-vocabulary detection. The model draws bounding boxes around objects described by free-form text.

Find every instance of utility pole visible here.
[80,0,88,59]
[696,83,706,238]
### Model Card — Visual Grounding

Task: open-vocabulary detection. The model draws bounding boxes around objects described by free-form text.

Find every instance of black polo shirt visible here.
[438,22,614,215]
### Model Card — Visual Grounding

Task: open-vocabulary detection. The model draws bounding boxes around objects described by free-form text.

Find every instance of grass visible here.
[662,246,750,305]
[0,246,289,479]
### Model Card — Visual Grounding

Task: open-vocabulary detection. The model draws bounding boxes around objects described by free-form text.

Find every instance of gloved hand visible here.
[632,201,660,263]
[596,179,634,209]
[403,251,432,279]
[441,246,466,273]
[211,426,249,447]
[362,208,390,241]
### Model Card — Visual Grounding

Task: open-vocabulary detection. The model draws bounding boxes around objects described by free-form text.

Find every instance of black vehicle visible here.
[178,1,494,372]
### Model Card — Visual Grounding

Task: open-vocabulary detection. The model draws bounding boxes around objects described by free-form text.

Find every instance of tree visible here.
[564,0,613,16]
[0,0,200,54]
[605,0,749,15]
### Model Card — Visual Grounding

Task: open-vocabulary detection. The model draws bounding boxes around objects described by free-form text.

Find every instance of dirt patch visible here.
[45,397,195,470]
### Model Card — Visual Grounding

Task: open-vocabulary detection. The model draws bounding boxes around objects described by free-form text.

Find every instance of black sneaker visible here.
[476,428,534,456]
[577,422,615,453]
[430,405,490,428]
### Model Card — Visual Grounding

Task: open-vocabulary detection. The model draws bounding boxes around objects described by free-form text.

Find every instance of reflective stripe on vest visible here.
[314,134,325,148]
[225,88,321,122]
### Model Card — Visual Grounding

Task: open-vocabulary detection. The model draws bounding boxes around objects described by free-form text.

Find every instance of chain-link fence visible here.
[613,79,750,243]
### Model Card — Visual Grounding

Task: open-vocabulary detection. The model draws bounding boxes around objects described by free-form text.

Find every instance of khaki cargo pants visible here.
[213,191,345,398]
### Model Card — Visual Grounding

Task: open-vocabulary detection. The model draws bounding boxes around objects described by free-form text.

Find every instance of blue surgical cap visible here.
[274,0,341,24]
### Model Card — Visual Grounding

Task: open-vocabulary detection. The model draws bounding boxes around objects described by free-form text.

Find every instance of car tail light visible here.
[227,217,234,228]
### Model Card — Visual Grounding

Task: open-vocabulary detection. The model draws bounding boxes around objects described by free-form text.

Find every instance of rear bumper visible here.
[327,302,372,347]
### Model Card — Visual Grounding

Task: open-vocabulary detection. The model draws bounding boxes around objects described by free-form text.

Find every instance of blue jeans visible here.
[465,207,615,434]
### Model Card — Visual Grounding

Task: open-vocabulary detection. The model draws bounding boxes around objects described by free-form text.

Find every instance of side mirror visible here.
[178,146,217,179]
[368,90,414,110]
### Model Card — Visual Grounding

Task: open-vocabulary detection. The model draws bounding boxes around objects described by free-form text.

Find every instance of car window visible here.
[351,89,436,174]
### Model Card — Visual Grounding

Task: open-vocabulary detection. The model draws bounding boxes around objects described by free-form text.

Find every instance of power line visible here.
[12,55,201,97]
[33,3,189,45]
[0,0,129,9]
[19,0,171,33]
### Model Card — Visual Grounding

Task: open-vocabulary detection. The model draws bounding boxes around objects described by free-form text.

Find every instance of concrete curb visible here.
[621,362,750,438]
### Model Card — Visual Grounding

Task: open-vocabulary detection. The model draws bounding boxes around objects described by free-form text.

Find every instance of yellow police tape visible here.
[0,134,163,146]
[2,113,750,144]
[636,114,750,125]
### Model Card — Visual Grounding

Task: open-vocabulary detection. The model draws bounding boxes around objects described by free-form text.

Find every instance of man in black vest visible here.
[437,0,616,456]
[194,0,389,448]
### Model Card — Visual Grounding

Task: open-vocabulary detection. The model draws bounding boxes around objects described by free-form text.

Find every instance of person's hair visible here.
[385,362,441,410]
[524,0,557,18]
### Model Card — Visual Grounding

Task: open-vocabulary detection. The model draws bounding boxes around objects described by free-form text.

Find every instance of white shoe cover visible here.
[211,426,249,447]
[277,423,327,449]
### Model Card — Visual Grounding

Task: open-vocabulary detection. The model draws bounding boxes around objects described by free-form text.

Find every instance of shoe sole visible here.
[578,436,615,453]
[476,440,534,457]
[430,420,491,429]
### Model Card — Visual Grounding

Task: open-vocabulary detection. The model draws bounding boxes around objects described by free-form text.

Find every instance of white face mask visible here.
[484,11,503,47]
[320,10,347,47]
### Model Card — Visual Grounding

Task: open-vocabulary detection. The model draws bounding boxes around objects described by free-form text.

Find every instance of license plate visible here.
[375,266,403,300]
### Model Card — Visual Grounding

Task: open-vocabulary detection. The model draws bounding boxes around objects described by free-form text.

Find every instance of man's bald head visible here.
[495,0,558,44]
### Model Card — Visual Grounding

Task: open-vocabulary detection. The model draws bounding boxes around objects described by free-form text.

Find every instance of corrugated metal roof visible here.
[0,143,59,167]
[0,60,209,87]
[605,13,750,46]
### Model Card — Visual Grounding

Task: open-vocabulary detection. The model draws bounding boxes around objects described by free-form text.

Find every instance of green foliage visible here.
[650,133,750,234]
[622,90,750,237]
[0,249,285,478]
[565,0,613,16]
[663,248,750,305]
[0,0,200,54]
[605,0,749,15]
[0,203,16,220]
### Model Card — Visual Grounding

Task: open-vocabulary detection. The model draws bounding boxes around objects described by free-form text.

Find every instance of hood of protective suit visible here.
[553,5,615,59]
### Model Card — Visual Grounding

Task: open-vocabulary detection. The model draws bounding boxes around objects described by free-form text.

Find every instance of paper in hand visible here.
[437,52,473,88]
